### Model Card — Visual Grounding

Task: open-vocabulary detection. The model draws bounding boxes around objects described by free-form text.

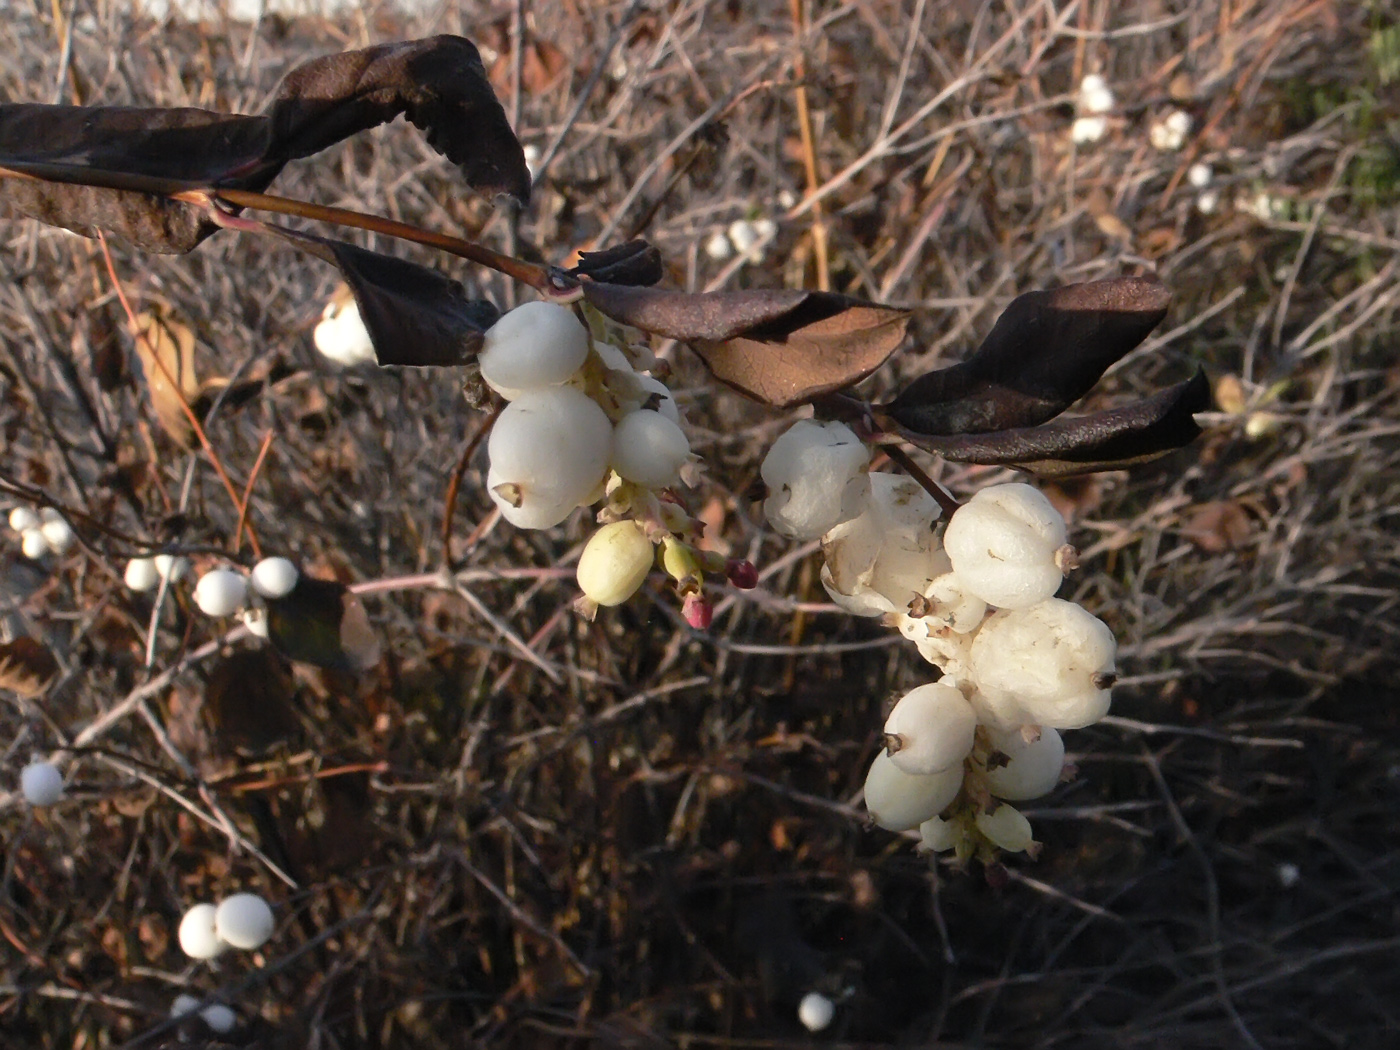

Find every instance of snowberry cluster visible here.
[126,554,299,639]
[177,892,276,960]
[8,506,74,560]
[478,300,755,624]
[762,421,1117,862]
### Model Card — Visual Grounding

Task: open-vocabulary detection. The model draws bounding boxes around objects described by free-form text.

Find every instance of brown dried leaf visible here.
[1181,500,1255,553]
[267,576,382,673]
[132,308,199,446]
[0,636,59,698]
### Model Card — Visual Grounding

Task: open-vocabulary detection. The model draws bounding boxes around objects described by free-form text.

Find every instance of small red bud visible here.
[682,593,713,630]
[726,559,759,589]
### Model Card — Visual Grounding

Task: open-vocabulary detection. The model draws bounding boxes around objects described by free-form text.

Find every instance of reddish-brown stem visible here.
[442,403,503,571]
[234,430,276,556]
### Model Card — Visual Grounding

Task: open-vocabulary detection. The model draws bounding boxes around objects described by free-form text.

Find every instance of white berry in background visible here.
[155,554,190,583]
[1078,73,1115,115]
[313,298,375,367]
[975,803,1036,853]
[943,483,1067,609]
[1071,116,1108,144]
[984,726,1066,801]
[611,409,691,489]
[124,557,160,592]
[20,761,63,806]
[39,516,74,554]
[215,893,275,950]
[8,507,39,533]
[918,814,959,853]
[637,375,682,424]
[487,386,613,529]
[969,599,1116,729]
[761,420,870,540]
[178,903,224,960]
[821,473,944,616]
[577,521,654,607]
[863,749,963,832]
[250,557,298,599]
[703,230,733,261]
[20,528,48,560]
[798,991,835,1033]
[171,994,200,1018]
[478,301,589,399]
[193,569,249,617]
[1149,108,1192,151]
[200,1003,237,1033]
[883,683,977,776]
[241,606,270,640]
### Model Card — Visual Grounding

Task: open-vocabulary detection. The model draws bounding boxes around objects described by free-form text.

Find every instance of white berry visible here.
[8,507,39,533]
[193,569,249,618]
[486,386,613,529]
[863,749,963,832]
[200,1003,236,1033]
[250,557,299,599]
[478,301,589,399]
[918,814,959,853]
[20,761,63,806]
[124,557,160,592]
[821,473,945,616]
[761,420,870,540]
[798,991,835,1032]
[214,893,275,950]
[975,803,1035,853]
[155,554,190,583]
[240,606,270,639]
[943,484,1067,609]
[984,726,1066,801]
[20,528,47,560]
[313,299,375,367]
[611,409,690,489]
[883,683,977,776]
[178,903,224,960]
[577,521,654,607]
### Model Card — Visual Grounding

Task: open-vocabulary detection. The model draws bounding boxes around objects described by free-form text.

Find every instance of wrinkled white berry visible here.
[761,420,870,540]
[250,557,298,599]
[214,893,274,950]
[884,683,977,776]
[478,301,589,399]
[943,484,1067,609]
[193,569,249,618]
[798,991,835,1032]
[20,761,63,806]
[611,410,691,489]
[487,386,613,529]
[984,726,1065,801]
[822,473,944,616]
[863,749,962,832]
[577,521,654,607]
[178,903,224,960]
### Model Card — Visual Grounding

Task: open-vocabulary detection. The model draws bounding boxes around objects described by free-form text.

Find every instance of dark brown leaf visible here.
[0,36,527,253]
[571,241,664,286]
[895,369,1209,477]
[205,647,299,755]
[887,275,1172,435]
[0,636,59,698]
[267,576,381,673]
[581,283,909,407]
[267,226,499,367]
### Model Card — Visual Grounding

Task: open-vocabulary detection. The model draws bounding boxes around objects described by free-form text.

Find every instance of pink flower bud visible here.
[726,559,759,589]
[683,593,713,630]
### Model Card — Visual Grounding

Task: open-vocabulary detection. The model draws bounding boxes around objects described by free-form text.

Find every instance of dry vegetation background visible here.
[2,0,1399,1047]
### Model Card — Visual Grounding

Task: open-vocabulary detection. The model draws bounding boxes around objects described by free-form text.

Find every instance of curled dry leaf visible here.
[1181,500,1256,553]
[0,636,60,698]
[266,575,382,673]
[581,282,909,407]
[132,308,200,446]
[570,240,664,286]
[895,369,1209,477]
[886,275,1172,435]
[0,36,527,253]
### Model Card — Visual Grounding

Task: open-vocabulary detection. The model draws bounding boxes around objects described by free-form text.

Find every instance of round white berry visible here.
[968,599,1116,729]
[943,484,1067,609]
[798,991,835,1032]
[918,814,959,853]
[611,410,690,489]
[193,569,249,618]
[8,507,39,533]
[200,1003,237,1033]
[171,994,201,1018]
[20,761,63,806]
[761,420,870,540]
[478,301,589,399]
[37,510,73,554]
[178,903,225,960]
[921,572,988,633]
[154,554,190,583]
[577,521,654,607]
[883,683,977,776]
[250,557,299,599]
[313,300,375,367]
[20,528,47,560]
[821,473,945,616]
[975,803,1035,853]
[984,726,1065,801]
[214,893,274,950]
[637,375,681,424]
[863,749,963,832]
[124,557,160,592]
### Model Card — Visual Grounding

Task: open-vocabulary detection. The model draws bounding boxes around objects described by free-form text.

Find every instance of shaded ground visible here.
[1,1,1398,1047]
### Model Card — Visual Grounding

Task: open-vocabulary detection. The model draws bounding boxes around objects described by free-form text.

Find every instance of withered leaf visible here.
[0,636,59,698]
[266,226,499,366]
[570,240,664,286]
[266,576,382,673]
[887,275,1172,435]
[205,647,299,755]
[1181,500,1255,553]
[132,308,199,446]
[581,282,909,407]
[896,369,1209,477]
[0,36,527,253]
